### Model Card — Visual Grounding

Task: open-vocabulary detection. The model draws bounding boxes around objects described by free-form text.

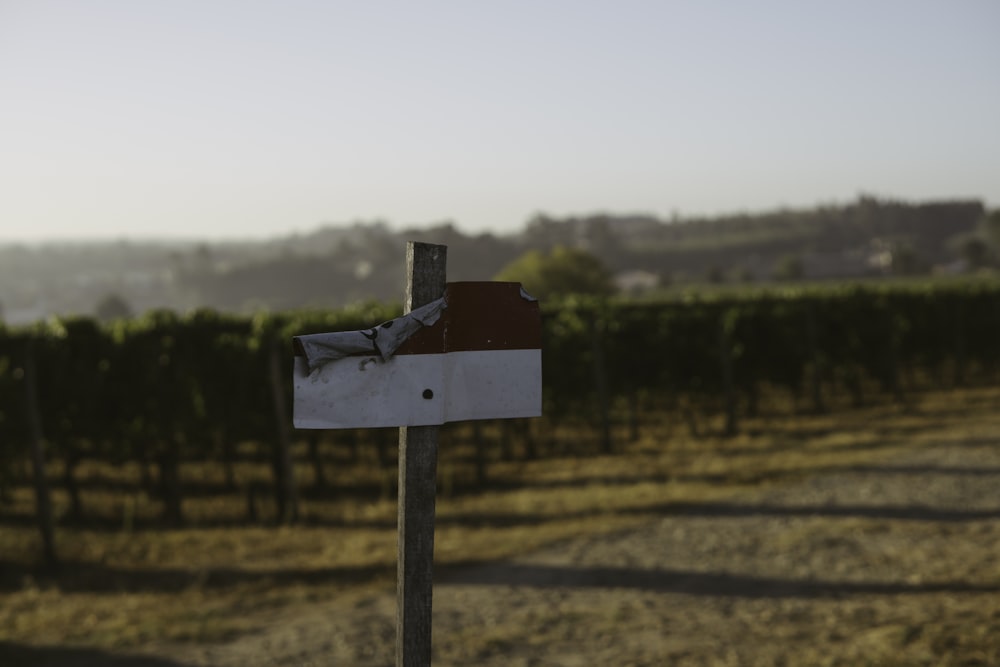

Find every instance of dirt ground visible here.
[10,432,1000,666]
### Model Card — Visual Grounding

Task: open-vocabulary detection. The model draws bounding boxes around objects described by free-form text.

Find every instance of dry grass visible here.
[1,386,998,655]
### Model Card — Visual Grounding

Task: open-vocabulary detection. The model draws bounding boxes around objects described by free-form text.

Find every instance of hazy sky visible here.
[2,1,998,242]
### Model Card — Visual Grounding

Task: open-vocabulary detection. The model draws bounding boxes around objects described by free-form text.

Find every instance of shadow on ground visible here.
[0,560,392,595]
[0,641,193,667]
[441,563,1000,600]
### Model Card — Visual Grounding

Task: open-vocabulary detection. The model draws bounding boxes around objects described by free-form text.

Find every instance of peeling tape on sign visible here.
[293,298,447,373]
[292,282,542,429]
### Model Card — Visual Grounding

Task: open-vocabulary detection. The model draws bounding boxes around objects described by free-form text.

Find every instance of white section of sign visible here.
[293,349,542,429]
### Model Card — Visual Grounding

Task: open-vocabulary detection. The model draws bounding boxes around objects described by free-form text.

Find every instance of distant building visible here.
[615,269,660,295]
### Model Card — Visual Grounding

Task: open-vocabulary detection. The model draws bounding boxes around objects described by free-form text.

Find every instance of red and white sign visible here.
[292,282,542,429]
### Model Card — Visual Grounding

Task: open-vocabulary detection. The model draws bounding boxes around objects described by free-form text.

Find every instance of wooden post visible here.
[806,301,827,414]
[268,337,298,524]
[589,314,612,454]
[23,339,57,569]
[397,242,446,667]
[719,312,739,437]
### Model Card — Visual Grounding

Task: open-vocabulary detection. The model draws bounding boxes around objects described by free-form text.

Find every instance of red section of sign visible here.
[445,282,542,352]
[394,282,541,356]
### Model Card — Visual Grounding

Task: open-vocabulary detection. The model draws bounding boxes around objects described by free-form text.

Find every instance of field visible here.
[2,385,999,665]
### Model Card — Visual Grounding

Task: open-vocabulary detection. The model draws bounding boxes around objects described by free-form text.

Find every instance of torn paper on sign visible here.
[293,297,446,374]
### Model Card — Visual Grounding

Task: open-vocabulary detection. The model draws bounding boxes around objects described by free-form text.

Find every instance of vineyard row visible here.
[2,281,999,530]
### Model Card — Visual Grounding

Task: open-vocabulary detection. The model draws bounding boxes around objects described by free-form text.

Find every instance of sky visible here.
[1,0,998,242]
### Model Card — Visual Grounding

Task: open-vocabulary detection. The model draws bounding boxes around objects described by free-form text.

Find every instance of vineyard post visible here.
[952,300,966,386]
[589,313,612,453]
[23,338,57,568]
[718,309,739,437]
[397,241,447,667]
[268,337,298,524]
[806,300,827,414]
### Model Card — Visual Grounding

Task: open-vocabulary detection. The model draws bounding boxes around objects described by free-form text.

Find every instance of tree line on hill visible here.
[1,196,996,324]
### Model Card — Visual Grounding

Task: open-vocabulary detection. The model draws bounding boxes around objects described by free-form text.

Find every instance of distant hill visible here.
[521,196,986,282]
[0,196,991,324]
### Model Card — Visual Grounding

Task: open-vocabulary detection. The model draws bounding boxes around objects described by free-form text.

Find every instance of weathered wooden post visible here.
[396,241,446,667]
[291,242,542,666]
[23,338,58,568]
